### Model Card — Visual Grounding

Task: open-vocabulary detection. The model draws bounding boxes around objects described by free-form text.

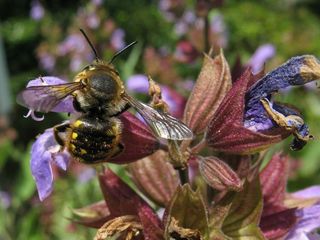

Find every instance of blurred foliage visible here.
[1,0,320,239]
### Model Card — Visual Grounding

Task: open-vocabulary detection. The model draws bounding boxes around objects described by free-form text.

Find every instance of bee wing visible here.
[17,82,84,113]
[123,93,193,140]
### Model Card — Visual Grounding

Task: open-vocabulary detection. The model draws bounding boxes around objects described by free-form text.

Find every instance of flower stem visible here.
[204,14,210,52]
[178,167,189,185]
[191,138,207,154]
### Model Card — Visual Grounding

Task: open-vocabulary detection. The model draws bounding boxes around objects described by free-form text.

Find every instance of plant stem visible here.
[204,14,210,52]
[178,167,189,185]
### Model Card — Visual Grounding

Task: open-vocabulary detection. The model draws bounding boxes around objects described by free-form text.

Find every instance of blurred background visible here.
[1,0,320,239]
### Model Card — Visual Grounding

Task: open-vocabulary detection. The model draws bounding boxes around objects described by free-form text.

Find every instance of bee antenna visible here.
[79,29,99,60]
[109,41,138,64]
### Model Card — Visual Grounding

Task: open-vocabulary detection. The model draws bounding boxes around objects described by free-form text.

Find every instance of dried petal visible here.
[164,184,209,239]
[199,156,242,192]
[108,112,160,164]
[94,215,143,240]
[71,201,111,228]
[183,50,232,134]
[206,69,288,154]
[128,150,179,207]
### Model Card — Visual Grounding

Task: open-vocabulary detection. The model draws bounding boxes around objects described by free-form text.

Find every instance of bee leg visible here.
[53,123,71,148]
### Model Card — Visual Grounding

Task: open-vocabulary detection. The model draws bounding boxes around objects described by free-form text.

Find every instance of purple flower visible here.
[91,0,102,6]
[126,74,186,118]
[38,52,56,72]
[0,191,11,209]
[57,34,87,56]
[20,77,76,121]
[110,28,126,51]
[248,44,276,74]
[31,128,70,201]
[86,13,100,29]
[244,55,319,150]
[285,186,320,239]
[30,0,45,20]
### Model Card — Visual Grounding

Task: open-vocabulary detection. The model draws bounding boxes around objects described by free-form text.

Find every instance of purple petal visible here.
[285,202,320,239]
[248,44,276,74]
[30,0,44,20]
[126,74,149,93]
[110,28,126,51]
[30,128,70,201]
[25,76,76,114]
[292,186,320,199]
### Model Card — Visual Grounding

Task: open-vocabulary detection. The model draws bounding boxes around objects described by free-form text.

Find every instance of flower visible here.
[19,76,160,201]
[248,44,276,74]
[206,55,320,154]
[110,28,126,51]
[30,0,45,20]
[126,74,186,118]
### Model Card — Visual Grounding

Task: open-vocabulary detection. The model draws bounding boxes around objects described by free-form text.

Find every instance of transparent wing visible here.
[17,82,84,113]
[123,93,193,140]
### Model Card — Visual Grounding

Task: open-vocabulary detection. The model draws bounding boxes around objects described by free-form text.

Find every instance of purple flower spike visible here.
[31,128,70,201]
[248,44,276,74]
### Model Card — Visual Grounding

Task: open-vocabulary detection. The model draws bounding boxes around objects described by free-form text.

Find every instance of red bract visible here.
[183,50,232,135]
[206,68,289,154]
[259,153,297,239]
[199,156,243,192]
[98,168,163,239]
[128,150,179,207]
[107,112,160,164]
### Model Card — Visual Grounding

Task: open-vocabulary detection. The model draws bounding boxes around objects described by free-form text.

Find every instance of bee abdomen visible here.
[68,118,122,164]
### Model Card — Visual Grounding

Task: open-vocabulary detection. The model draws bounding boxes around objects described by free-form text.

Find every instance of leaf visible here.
[164,184,209,239]
[128,150,179,207]
[183,50,232,134]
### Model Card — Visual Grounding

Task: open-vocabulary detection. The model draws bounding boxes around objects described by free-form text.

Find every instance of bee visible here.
[17,30,193,164]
